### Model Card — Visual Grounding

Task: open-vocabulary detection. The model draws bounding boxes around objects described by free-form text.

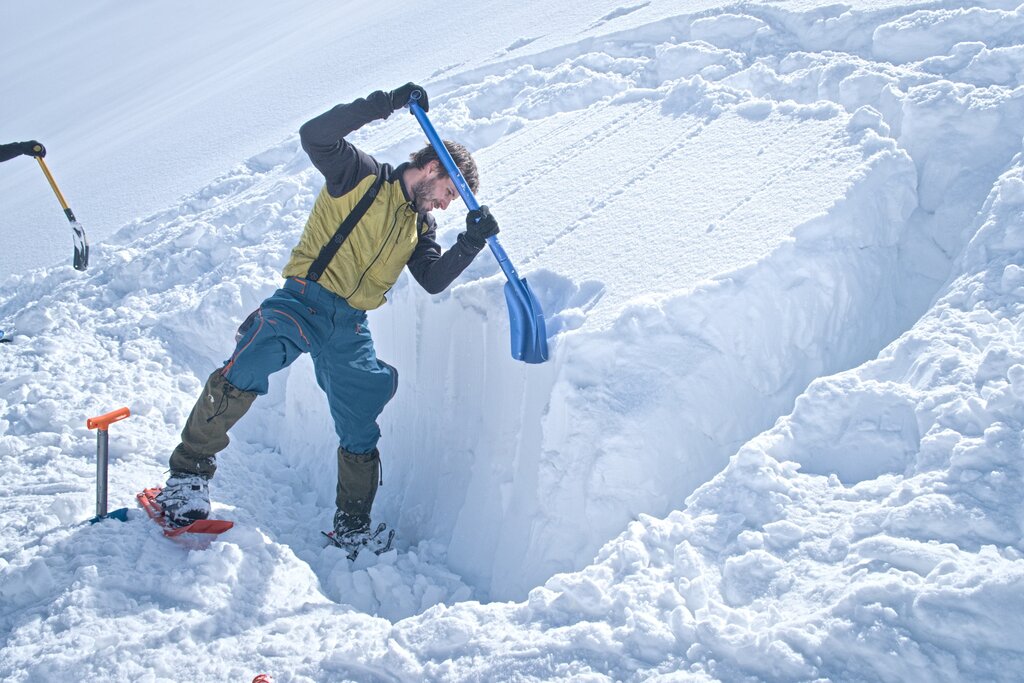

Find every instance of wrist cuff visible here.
[459,232,486,251]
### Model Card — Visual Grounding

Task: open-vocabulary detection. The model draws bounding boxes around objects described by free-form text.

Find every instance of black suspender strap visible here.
[306,173,386,282]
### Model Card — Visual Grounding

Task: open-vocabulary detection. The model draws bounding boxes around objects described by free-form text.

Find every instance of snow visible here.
[3,0,1024,681]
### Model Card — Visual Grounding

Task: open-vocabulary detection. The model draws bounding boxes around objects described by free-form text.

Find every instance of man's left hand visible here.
[20,140,46,157]
[465,206,499,248]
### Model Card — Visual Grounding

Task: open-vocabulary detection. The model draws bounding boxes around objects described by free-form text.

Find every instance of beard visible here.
[410,175,437,213]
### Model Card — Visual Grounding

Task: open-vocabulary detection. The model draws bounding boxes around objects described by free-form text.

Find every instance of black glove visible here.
[464,206,499,249]
[388,83,428,112]
[19,140,46,157]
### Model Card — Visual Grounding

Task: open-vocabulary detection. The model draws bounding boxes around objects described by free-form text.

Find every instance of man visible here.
[0,140,46,162]
[157,83,499,553]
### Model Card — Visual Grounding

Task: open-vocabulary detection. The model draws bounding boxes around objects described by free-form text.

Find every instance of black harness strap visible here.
[306,173,386,282]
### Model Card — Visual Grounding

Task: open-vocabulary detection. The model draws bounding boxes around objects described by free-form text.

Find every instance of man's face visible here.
[412,163,458,213]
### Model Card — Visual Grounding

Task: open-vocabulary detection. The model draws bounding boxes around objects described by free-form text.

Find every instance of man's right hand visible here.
[20,140,46,158]
[388,83,428,112]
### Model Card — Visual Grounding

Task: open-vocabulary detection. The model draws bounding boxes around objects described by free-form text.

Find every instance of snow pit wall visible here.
[272,140,920,602]
[269,7,1024,601]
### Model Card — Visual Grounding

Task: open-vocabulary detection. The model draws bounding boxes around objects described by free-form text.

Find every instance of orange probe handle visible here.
[87,407,131,430]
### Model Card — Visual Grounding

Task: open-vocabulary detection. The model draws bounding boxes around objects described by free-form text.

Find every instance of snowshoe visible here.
[137,487,233,538]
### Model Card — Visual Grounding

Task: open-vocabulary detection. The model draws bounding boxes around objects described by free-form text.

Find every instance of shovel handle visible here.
[36,157,72,212]
[409,93,479,213]
[87,407,131,431]
[408,98,521,280]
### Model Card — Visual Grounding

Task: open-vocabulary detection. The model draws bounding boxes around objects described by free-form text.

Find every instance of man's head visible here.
[407,140,478,213]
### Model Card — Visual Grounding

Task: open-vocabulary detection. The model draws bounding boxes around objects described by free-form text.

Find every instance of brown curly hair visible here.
[409,140,479,193]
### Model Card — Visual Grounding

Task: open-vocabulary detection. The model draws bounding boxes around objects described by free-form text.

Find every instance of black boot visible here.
[334,447,381,529]
[156,473,210,527]
[332,448,393,557]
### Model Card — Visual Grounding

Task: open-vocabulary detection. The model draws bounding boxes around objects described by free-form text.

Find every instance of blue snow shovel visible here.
[409,92,549,364]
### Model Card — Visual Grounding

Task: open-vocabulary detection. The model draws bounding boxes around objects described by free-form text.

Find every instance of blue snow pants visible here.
[223,276,398,454]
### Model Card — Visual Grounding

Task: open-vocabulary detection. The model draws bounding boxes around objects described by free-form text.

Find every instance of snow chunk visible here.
[690,13,771,50]
[873,7,1024,64]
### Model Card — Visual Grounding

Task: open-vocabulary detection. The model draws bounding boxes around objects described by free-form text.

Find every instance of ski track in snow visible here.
[3,0,1024,680]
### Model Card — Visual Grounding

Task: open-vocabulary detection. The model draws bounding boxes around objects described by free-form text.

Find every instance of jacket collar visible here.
[394,162,414,204]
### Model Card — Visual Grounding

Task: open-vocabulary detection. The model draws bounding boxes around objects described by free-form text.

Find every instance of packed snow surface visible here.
[3,0,1024,680]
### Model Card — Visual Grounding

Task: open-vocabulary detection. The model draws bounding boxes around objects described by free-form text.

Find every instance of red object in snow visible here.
[136,487,233,537]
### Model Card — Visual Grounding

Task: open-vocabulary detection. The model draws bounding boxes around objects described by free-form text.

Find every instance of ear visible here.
[428,159,445,176]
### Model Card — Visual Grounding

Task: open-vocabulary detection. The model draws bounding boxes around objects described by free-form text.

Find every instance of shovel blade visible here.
[71,220,89,271]
[89,507,129,524]
[504,277,549,364]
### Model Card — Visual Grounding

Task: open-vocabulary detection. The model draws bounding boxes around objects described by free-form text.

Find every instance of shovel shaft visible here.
[96,429,109,517]
[36,157,72,213]
[409,100,522,285]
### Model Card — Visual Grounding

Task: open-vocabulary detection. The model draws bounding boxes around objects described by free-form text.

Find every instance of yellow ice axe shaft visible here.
[36,156,89,270]
[36,155,70,210]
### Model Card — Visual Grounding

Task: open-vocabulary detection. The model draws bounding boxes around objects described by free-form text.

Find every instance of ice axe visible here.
[86,407,131,523]
[408,92,549,364]
[36,156,89,271]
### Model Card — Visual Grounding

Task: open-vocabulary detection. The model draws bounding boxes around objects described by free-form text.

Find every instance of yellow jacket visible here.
[284,91,484,310]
